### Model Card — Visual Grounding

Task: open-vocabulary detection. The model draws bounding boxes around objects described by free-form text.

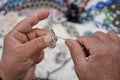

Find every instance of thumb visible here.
[65,39,86,69]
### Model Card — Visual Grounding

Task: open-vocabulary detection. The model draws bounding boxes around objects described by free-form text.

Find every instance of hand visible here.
[66,31,120,80]
[0,9,54,80]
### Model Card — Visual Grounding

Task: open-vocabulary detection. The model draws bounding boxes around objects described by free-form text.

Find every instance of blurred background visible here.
[0,0,120,80]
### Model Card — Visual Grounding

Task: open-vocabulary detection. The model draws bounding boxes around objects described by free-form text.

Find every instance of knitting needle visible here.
[57,36,66,40]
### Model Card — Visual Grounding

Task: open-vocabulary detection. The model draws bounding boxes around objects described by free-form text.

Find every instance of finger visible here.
[14,9,49,33]
[27,28,52,40]
[77,36,103,55]
[22,34,53,56]
[65,39,86,70]
[24,66,35,80]
[94,31,113,43]
[34,51,44,64]
[107,31,120,43]
[14,31,29,43]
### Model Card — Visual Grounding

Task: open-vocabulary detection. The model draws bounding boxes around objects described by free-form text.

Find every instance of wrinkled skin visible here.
[0,9,120,80]
[66,31,120,80]
[0,9,55,80]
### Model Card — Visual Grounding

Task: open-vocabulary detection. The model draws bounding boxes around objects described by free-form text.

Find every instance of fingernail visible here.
[65,39,73,47]
[44,34,53,44]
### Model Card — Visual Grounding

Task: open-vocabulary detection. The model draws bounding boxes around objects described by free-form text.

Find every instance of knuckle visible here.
[28,17,34,26]
[77,36,91,42]
[34,38,45,49]
[108,31,115,34]
[86,36,93,40]
[83,36,93,43]
[77,36,85,41]
[94,31,102,36]
[107,31,115,37]
[34,39,41,48]
[34,28,51,35]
